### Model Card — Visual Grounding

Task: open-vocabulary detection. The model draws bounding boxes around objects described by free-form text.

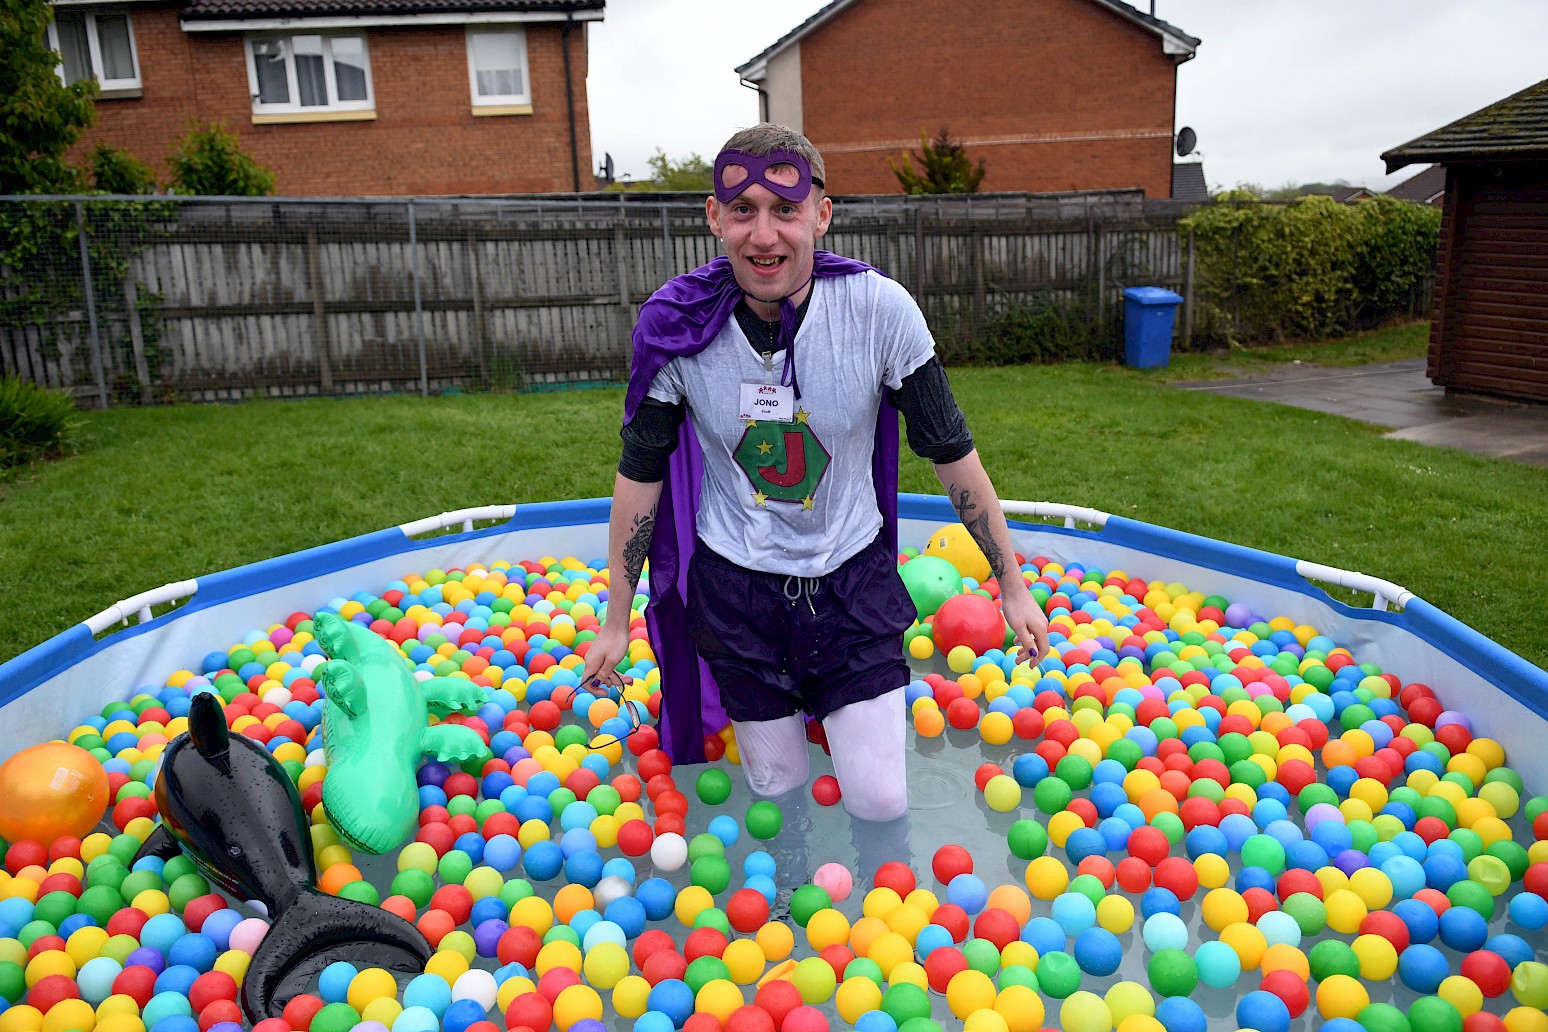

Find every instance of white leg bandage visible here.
[823,688,909,822]
[730,714,810,798]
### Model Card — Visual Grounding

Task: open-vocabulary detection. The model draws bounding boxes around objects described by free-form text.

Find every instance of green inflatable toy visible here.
[314,612,490,853]
[899,555,964,619]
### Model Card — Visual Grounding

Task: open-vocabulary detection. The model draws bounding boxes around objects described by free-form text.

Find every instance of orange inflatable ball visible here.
[0,742,111,842]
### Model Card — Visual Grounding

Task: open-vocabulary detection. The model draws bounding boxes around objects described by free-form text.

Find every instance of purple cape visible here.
[625,252,902,764]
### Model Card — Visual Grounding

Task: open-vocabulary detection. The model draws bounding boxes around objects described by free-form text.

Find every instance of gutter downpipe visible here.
[562,7,580,191]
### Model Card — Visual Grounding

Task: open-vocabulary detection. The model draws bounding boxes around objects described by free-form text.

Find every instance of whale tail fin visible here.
[239,886,431,1022]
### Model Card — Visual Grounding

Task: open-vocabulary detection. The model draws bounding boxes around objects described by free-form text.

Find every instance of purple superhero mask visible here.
[713,148,824,203]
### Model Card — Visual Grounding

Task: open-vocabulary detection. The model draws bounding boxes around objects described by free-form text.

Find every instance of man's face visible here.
[706,173,833,306]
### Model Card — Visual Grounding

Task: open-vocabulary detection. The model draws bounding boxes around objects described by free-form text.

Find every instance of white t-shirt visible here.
[647,271,936,577]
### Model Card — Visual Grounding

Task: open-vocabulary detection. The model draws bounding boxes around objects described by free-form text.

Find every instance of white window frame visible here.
[465,25,531,108]
[244,33,375,116]
[48,8,142,92]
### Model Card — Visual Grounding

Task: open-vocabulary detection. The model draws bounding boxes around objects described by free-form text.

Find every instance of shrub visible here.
[167,122,276,197]
[890,129,986,195]
[0,375,82,471]
[942,292,1114,365]
[91,145,158,195]
[1181,195,1439,344]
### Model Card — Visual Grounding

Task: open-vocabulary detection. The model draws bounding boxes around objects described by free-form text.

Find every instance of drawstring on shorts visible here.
[782,575,821,615]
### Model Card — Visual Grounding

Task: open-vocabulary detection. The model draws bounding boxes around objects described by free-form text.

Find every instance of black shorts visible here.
[685,533,917,724]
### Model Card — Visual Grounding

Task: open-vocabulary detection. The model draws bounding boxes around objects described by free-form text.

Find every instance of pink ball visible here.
[228,918,270,955]
[813,862,853,904]
[782,1006,830,1032]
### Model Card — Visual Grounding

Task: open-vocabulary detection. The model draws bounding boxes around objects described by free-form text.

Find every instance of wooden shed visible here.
[1383,77,1548,402]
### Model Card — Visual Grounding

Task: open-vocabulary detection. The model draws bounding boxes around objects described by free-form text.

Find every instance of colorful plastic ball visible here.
[933,593,1006,656]
[1153,996,1208,1032]
[1035,951,1082,1000]
[1193,941,1241,990]
[1316,974,1370,1020]
[744,802,783,840]
[1408,996,1464,1032]
[1147,950,1196,998]
[1072,928,1121,977]
[0,743,111,842]
[899,556,964,619]
[1141,912,1189,953]
[1507,891,1547,930]
[696,770,733,806]
[812,776,842,807]
[813,864,853,905]
[1236,990,1291,1032]
[1059,990,1113,1032]
[1399,944,1451,994]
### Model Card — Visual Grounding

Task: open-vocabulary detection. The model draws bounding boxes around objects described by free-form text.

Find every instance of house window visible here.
[49,9,141,92]
[246,34,374,115]
[466,27,530,107]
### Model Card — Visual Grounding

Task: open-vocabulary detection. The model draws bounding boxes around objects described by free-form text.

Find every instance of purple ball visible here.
[417,760,452,788]
[1333,849,1370,876]
[572,1021,608,1032]
[208,1025,245,1032]
[473,918,509,958]
[1224,602,1253,628]
[126,947,166,973]
[1434,710,1471,731]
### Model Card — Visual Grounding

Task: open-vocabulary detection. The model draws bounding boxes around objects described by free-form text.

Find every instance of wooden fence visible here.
[0,191,1192,405]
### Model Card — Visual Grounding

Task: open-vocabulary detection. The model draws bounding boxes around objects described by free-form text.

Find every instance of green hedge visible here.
[1,375,81,473]
[1181,195,1440,344]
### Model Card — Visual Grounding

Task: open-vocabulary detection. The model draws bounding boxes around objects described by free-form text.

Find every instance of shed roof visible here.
[180,0,603,23]
[1384,164,1446,204]
[1382,76,1548,174]
[735,0,1198,80]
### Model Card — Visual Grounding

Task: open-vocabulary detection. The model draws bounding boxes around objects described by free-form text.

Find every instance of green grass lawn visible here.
[3,334,1546,673]
[1154,321,1431,383]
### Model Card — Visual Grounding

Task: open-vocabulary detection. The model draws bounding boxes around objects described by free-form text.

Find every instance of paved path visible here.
[1174,359,1548,467]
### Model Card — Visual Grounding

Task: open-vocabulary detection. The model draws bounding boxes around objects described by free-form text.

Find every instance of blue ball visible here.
[707,815,740,847]
[605,897,648,940]
[484,834,522,872]
[1141,913,1189,953]
[317,960,358,1003]
[634,1011,677,1032]
[1020,916,1065,958]
[636,878,678,921]
[1072,927,1121,976]
[856,1010,899,1032]
[199,910,241,952]
[1012,753,1049,786]
[453,832,487,864]
[1185,826,1229,861]
[646,978,696,1028]
[1236,991,1291,1032]
[1154,995,1207,1032]
[443,998,492,1032]
[1397,943,1450,993]
[403,973,453,1016]
[1235,866,1276,895]
[914,925,954,959]
[1064,828,1107,864]
[1423,853,1468,891]
[1380,855,1426,899]
[141,993,193,1029]
[139,913,187,956]
[743,851,777,879]
[744,874,778,905]
[1140,887,1181,919]
[1508,891,1548,931]
[166,934,217,973]
[564,849,605,888]
[1050,892,1096,937]
[946,874,989,915]
[1484,932,1534,969]
[1438,904,1488,952]
[522,840,565,881]
[77,957,122,1004]
[149,1016,199,1032]
[1194,940,1241,989]
[1392,897,1440,944]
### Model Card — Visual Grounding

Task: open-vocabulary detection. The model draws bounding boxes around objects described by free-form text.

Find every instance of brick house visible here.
[734,0,1199,197]
[50,0,603,195]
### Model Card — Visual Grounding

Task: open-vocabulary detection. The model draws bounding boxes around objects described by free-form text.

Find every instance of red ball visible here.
[972,908,1020,951]
[1116,856,1152,893]
[498,926,543,968]
[111,965,159,1008]
[618,819,655,857]
[781,1006,829,1032]
[253,1019,294,1032]
[505,992,554,1032]
[1012,708,1045,740]
[932,845,973,885]
[1463,1014,1507,1032]
[929,903,970,943]
[1524,862,1548,895]
[753,979,804,1031]
[105,907,150,939]
[27,974,80,1012]
[685,927,730,962]
[1178,796,1220,831]
[537,967,581,1003]
[415,908,456,946]
[727,1005,777,1032]
[702,734,727,763]
[1358,910,1410,953]
[642,947,688,985]
[1074,856,1115,888]
[632,929,677,970]
[932,592,1006,655]
[429,884,474,925]
[281,994,325,1032]
[924,945,969,992]
[727,888,771,934]
[627,724,660,756]
[973,763,1004,791]
[1242,887,1278,923]
[1154,857,1199,901]
[654,812,687,838]
[197,999,244,1030]
[685,1013,725,1032]
[946,697,980,730]
[811,775,842,806]
[1276,868,1324,901]
[36,873,81,898]
[1460,949,1512,997]
[183,893,228,933]
[637,749,673,782]
[1260,967,1310,1017]
[188,970,239,1012]
[26,936,66,963]
[415,821,458,856]
[1126,825,1170,867]
[873,861,917,898]
[818,944,855,979]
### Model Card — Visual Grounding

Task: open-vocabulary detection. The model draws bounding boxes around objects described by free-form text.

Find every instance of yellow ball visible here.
[885,902,929,944]
[946,969,997,1020]
[1024,856,1069,900]
[695,979,745,1023]
[582,942,630,990]
[924,523,991,581]
[1194,853,1230,889]
[862,887,903,921]
[1505,1006,1548,1032]
[1438,974,1483,1017]
[536,940,583,978]
[1350,933,1398,981]
[1096,894,1134,934]
[510,895,554,936]
[93,1016,145,1032]
[346,967,398,1012]
[1323,888,1367,935]
[908,635,935,660]
[1116,1018,1166,1032]
[1219,922,1267,970]
[0,1006,42,1032]
[424,950,469,984]
[984,775,1021,812]
[611,975,652,1019]
[948,645,978,674]
[806,908,852,952]
[40,999,94,1032]
[1348,867,1393,910]
[836,975,883,1024]
[1059,991,1114,1032]
[25,951,75,986]
[553,983,603,1031]
[865,931,913,978]
[994,984,1046,1032]
[887,961,928,992]
[965,1009,1010,1032]
[721,938,767,985]
[792,956,837,1004]
[1201,888,1248,932]
[755,921,794,962]
[1315,973,1369,1020]
[1105,980,1155,1024]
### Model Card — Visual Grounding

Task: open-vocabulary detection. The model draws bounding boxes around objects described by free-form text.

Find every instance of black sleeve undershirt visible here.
[889,356,975,463]
[617,395,685,483]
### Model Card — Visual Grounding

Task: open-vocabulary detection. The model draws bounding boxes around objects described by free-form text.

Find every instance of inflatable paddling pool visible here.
[0,495,1544,1032]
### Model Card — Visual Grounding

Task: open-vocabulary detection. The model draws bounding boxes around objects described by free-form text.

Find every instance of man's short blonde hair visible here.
[719,123,826,189]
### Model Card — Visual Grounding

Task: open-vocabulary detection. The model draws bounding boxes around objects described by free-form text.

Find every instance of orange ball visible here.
[0,743,111,842]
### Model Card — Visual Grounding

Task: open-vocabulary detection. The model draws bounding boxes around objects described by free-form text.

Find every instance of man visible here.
[581,124,1048,822]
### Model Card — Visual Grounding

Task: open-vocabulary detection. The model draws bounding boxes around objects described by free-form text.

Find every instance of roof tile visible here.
[1382,76,1548,172]
[181,0,603,21]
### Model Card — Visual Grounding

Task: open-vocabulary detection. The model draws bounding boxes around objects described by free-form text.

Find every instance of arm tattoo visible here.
[621,505,657,594]
[947,483,1008,579]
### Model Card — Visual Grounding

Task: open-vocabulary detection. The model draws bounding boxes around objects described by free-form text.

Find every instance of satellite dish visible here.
[601,152,615,181]
[1175,127,1197,158]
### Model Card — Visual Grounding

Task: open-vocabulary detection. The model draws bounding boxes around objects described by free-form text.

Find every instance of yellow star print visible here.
[744,418,758,429]
[752,490,769,507]
[794,407,811,425]
[756,440,773,455]
[801,495,816,510]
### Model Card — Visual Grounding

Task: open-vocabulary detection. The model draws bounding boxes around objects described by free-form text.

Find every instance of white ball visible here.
[451,967,498,1009]
[650,832,688,872]
[592,874,634,912]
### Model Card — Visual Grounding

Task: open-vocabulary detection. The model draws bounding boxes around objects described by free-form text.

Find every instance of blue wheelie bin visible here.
[1122,287,1184,368]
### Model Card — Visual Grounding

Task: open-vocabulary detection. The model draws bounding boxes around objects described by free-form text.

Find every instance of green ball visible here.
[1405,996,1462,1032]
[1033,777,1073,815]
[547,787,578,815]
[1067,875,1106,908]
[1340,703,1376,732]
[691,908,732,935]
[899,556,964,618]
[1218,732,1253,766]
[1055,755,1093,790]
[108,834,142,865]
[32,891,77,930]
[437,849,473,885]
[789,884,833,927]
[119,869,163,902]
[1445,878,1494,918]
[1008,819,1048,860]
[1485,839,1530,881]
[17,920,55,948]
[688,833,726,862]
[1147,948,1197,997]
[309,1002,363,1032]
[1308,938,1361,981]
[554,725,589,750]
[543,925,582,947]
[745,800,783,840]
[446,795,477,818]
[696,768,734,805]
[1036,951,1082,999]
[168,873,210,912]
[690,856,732,895]
[898,1019,944,1032]
[684,956,732,994]
[587,786,622,816]
[1151,812,1184,845]
[1228,759,1266,788]
[77,885,123,926]
[0,962,24,1004]
[1356,1002,1413,1032]
[998,963,1038,991]
[337,880,379,906]
[1241,834,1287,874]
[845,958,884,985]
[100,934,138,965]
[391,869,436,907]
[1282,892,1327,936]
[1521,795,1547,822]
[962,937,1001,975]
[1107,737,1143,770]
[161,854,197,885]
[881,983,931,1026]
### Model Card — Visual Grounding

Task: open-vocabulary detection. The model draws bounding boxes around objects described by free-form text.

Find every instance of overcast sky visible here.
[586,0,1548,194]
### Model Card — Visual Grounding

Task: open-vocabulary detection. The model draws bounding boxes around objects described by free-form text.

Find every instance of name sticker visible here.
[739,382,794,423]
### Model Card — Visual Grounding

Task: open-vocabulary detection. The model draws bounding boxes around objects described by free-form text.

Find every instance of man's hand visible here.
[579,619,631,696]
[999,575,1050,666]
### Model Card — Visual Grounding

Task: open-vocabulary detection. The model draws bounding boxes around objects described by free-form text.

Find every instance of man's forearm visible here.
[932,450,1017,582]
[608,472,665,607]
